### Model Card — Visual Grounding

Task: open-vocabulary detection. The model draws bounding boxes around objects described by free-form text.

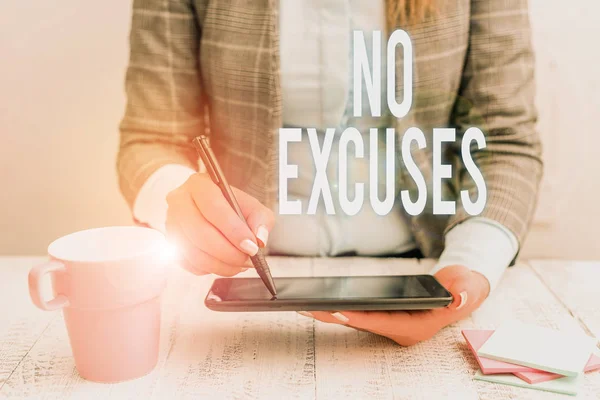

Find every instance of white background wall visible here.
[525,0,600,259]
[0,0,132,254]
[1,1,599,259]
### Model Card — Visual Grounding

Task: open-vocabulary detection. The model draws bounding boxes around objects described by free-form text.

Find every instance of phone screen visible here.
[208,275,451,302]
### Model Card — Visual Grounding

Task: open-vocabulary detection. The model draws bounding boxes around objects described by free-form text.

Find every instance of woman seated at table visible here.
[117,0,542,346]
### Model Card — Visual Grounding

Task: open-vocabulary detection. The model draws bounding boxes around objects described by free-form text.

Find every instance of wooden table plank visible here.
[1,257,599,399]
[0,257,56,391]
[528,260,600,400]
[529,260,600,340]
[311,258,424,400]
[146,257,316,400]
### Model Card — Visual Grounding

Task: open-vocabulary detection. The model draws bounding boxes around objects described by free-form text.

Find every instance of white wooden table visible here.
[1,257,599,399]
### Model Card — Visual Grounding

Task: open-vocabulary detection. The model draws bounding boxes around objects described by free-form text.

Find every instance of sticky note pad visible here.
[463,329,600,384]
[462,330,539,374]
[474,370,582,396]
[477,321,596,377]
[515,353,600,384]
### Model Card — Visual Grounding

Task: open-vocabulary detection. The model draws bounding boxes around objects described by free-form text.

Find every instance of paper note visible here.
[477,320,596,377]
[515,353,600,384]
[474,370,582,396]
[463,329,600,383]
[462,330,538,374]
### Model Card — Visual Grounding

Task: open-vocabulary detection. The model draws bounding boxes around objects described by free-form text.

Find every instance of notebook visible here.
[476,320,597,377]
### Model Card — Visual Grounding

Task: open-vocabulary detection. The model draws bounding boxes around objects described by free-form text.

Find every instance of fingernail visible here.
[456,291,468,310]
[297,311,313,318]
[256,225,269,247]
[331,312,349,323]
[240,239,259,256]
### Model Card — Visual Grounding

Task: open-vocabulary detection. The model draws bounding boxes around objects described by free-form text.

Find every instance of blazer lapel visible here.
[199,0,281,207]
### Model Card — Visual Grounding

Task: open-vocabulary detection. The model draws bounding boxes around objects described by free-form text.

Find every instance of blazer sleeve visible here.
[117,0,206,209]
[447,0,544,247]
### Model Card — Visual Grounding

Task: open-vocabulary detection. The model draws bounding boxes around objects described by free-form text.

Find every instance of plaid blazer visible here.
[117,0,543,258]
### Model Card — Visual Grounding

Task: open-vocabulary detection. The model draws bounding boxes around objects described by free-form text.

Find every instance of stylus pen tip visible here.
[266,281,277,297]
[255,265,277,297]
[261,273,277,297]
[250,251,277,297]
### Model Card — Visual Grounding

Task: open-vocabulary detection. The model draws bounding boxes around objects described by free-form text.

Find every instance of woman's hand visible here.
[305,265,490,346]
[165,173,275,276]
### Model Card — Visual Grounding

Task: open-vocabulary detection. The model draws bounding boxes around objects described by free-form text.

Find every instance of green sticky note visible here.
[477,320,595,377]
[474,370,582,396]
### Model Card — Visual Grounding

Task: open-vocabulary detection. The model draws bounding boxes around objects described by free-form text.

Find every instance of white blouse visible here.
[275,0,416,256]
[279,0,388,130]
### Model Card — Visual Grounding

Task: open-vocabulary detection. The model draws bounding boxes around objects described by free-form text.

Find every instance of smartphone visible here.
[205,275,453,312]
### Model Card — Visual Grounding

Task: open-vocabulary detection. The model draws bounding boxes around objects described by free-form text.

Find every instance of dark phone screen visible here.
[209,275,451,302]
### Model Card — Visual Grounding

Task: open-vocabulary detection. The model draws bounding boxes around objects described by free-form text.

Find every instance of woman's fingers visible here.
[447,271,489,311]
[336,311,415,334]
[165,219,247,277]
[168,188,249,267]
[308,310,412,335]
[232,186,275,247]
[179,257,209,276]
[187,174,263,255]
[434,265,490,311]
[306,311,342,324]
[165,173,272,277]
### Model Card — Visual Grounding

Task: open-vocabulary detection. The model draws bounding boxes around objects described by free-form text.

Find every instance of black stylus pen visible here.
[193,136,278,297]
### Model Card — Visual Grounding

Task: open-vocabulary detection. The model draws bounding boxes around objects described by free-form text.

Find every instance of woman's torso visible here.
[191,0,471,257]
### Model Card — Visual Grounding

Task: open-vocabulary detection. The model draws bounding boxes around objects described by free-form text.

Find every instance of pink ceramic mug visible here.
[28,226,171,383]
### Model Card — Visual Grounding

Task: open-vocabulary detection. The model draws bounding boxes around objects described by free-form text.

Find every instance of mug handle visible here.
[28,260,70,311]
